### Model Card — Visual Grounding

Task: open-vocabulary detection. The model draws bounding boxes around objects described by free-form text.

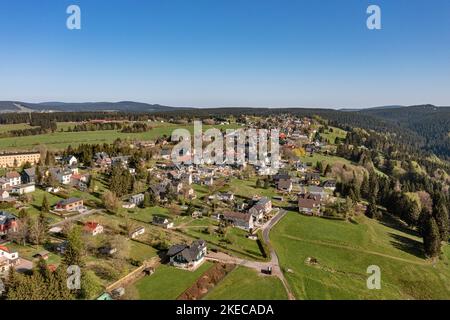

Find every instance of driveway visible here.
[14,258,33,273]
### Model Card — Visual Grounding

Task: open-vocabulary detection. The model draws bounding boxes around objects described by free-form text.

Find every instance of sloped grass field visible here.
[271,211,450,299]
[204,266,288,300]
[134,262,213,300]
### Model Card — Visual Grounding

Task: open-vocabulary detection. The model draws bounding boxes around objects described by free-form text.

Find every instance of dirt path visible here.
[282,234,429,266]
[206,209,296,300]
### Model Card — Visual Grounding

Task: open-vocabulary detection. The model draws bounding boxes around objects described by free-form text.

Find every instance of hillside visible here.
[358,105,450,159]
[0,101,188,113]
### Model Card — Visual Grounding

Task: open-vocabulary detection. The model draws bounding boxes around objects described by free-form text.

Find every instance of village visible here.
[0,114,388,299]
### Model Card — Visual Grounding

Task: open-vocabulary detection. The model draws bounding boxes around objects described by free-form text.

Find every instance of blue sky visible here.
[0,0,449,108]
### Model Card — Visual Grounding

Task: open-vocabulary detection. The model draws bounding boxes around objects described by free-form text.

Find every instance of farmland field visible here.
[271,211,450,299]
[0,122,240,151]
[204,266,288,300]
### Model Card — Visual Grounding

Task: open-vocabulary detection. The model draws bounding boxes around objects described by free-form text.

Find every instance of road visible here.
[206,209,296,300]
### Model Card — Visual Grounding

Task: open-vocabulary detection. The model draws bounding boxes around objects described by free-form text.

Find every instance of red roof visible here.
[84,222,99,231]
[6,172,20,178]
[0,245,10,253]
[48,264,57,272]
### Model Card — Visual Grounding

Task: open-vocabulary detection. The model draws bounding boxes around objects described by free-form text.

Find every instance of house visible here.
[55,241,68,254]
[49,168,72,185]
[84,222,104,236]
[0,177,10,190]
[0,245,20,275]
[21,167,36,184]
[306,186,327,199]
[181,173,193,185]
[129,226,145,239]
[167,240,207,270]
[55,198,84,212]
[0,190,10,201]
[298,193,322,216]
[33,250,50,260]
[248,197,272,222]
[94,152,112,167]
[322,180,336,191]
[217,192,234,202]
[222,211,254,231]
[63,155,78,167]
[0,211,18,236]
[70,174,90,189]
[191,211,202,219]
[152,216,174,229]
[11,183,35,195]
[277,177,293,192]
[6,171,21,186]
[304,173,321,185]
[111,156,130,168]
[295,162,308,173]
[98,246,117,256]
[202,176,214,186]
[160,148,172,160]
[130,193,145,206]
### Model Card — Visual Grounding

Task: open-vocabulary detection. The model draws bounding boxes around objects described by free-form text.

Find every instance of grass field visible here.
[5,242,62,265]
[134,262,213,300]
[320,126,347,144]
[0,122,240,151]
[180,223,265,260]
[271,211,450,299]
[0,123,38,133]
[204,266,288,300]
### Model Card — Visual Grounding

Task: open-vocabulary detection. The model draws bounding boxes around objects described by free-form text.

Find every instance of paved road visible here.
[207,209,296,300]
[260,209,295,300]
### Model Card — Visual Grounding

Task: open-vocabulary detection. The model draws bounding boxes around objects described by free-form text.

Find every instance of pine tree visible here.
[42,194,50,212]
[361,174,370,199]
[433,198,449,243]
[63,227,84,267]
[422,212,441,259]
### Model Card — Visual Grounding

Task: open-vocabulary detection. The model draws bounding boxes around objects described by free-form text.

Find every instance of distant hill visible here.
[357,104,450,159]
[0,101,191,113]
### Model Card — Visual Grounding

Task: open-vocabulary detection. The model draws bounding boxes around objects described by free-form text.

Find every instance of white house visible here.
[0,245,20,276]
[6,172,21,186]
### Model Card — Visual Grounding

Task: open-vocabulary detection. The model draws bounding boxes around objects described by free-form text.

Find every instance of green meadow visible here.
[271,211,450,299]
[0,122,240,151]
[204,266,288,300]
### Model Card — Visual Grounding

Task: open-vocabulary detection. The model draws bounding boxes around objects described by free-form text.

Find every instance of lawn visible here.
[320,126,347,144]
[204,266,288,300]
[129,241,158,261]
[6,188,63,224]
[0,122,240,151]
[228,177,277,200]
[5,242,61,265]
[134,262,213,300]
[180,224,265,260]
[271,211,450,299]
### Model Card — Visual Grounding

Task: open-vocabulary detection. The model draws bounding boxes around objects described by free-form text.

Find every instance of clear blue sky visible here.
[1,0,449,108]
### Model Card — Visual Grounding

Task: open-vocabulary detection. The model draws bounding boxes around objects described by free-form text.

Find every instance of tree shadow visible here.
[379,213,420,238]
[389,232,425,259]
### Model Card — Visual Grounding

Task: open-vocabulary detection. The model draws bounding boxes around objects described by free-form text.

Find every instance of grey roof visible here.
[23,167,36,177]
[167,240,206,262]
[0,211,16,225]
